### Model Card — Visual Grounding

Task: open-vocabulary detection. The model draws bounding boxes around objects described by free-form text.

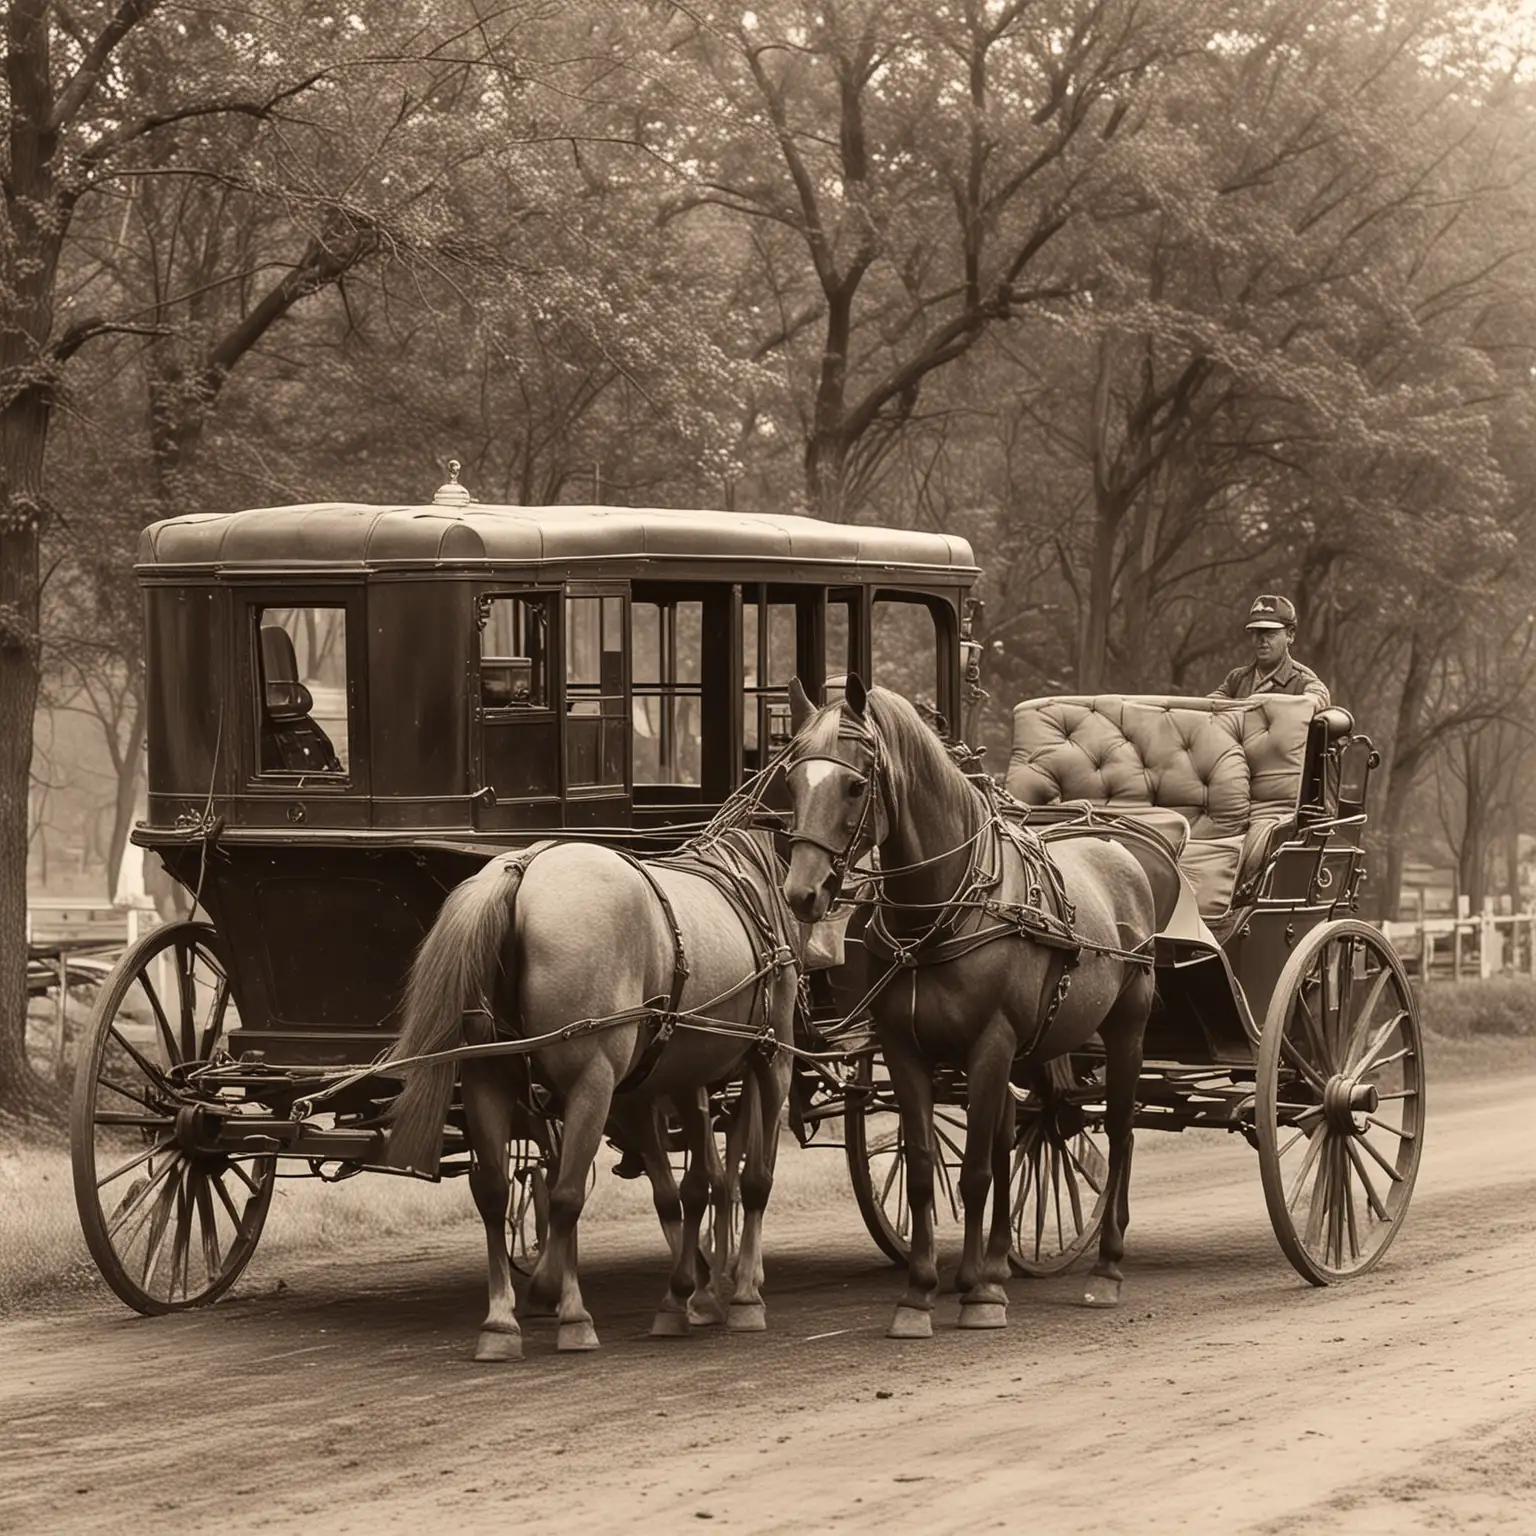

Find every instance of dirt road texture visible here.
[3,1073,1533,1536]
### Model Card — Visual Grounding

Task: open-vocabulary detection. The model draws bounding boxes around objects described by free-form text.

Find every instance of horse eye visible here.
[847,779,865,799]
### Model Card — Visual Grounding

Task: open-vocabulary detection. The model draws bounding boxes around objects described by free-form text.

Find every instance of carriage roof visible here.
[136,501,978,577]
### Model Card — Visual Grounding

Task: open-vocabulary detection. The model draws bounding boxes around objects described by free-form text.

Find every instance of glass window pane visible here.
[567,597,601,685]
[256,606,348,774]
[480,595,550,708]
[566,593,626,787]
[633,600,702,786]
[872,596,940,712]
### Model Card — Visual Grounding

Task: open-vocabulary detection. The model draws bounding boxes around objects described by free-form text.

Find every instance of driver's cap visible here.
[1246,594,1296,630]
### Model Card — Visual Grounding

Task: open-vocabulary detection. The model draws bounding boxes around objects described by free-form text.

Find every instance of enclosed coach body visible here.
[134,489,978,1064]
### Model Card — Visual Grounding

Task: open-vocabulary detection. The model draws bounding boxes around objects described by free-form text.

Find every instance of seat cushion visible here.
[1180,835,1245,917]
[1008,693,1321,917]
[1008,697,1250,838]
[1234,696,1317,822]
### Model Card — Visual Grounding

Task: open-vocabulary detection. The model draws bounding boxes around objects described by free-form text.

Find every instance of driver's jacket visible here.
[1212,655,1330,705]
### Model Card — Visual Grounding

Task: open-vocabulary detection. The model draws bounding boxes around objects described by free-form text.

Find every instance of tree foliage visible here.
[6,0,1536,1110]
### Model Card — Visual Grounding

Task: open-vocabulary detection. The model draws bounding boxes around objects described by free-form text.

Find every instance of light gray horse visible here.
[388,824,802,1360]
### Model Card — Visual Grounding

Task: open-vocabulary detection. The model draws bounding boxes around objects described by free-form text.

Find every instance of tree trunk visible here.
[1,0,69,1116]
[1370,633,1433,923]
[104,704,147,900]
[0,408,51,1114]
[804,283,857,521]
[1076,494,1121,693]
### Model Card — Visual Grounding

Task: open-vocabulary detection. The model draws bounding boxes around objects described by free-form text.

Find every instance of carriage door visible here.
[563,582,630,828]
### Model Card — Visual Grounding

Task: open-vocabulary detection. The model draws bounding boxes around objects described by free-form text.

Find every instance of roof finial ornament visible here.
[433,457,472,508]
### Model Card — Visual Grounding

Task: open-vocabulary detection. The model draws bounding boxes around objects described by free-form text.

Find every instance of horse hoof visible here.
[649,1309,691,1338]
[886,1305,933,1340]
[1081,1276,1123,1308]
[557,1319,600,1352]
[687,1296,726,1328]
[473,1329,523,1363]
[727,1301,767,1332]
[957,1302,1008,1330]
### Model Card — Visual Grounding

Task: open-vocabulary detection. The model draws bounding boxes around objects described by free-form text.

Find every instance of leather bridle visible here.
[784,714,892,896]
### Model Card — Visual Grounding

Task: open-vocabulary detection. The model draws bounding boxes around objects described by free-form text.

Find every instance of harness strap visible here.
[612,851,692,1095]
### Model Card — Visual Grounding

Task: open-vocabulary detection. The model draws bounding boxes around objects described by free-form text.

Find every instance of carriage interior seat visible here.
[1004,694,1320,918]
[259,624,342,773]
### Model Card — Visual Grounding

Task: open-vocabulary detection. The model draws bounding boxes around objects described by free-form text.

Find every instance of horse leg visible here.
[692,1087,737,1325]
[1083,977,1150,1309]
[728,1043,790,1331]
[527,1064,613,1350]
[882,1033,940,1340]
[461,1061,524,1362]
[655,1088,722,1331]
[956,1019,1015,1330]
[612,1098,684,1259]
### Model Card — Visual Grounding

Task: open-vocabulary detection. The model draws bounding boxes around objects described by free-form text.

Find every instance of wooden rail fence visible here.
[1379,913,1536,983]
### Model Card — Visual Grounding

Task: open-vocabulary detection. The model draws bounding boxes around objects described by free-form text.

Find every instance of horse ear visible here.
[844,672,868,718]
[788,676,815,734]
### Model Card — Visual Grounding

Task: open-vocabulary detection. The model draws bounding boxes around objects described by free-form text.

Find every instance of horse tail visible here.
[386,856,528,1174]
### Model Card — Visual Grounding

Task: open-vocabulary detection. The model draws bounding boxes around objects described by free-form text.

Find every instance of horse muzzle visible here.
[783,847,840,925]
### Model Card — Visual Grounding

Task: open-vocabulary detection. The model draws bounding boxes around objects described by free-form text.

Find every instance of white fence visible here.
[1380,912,1536,982]
[25,896,160,949]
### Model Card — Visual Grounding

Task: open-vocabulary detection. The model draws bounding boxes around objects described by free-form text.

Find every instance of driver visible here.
[1211,595,1331,705]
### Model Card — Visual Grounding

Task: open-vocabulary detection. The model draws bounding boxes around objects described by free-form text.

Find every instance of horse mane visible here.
[863,687,978,831]
[798,684,978,834]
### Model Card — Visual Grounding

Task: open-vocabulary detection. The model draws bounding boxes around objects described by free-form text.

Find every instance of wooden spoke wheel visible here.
[71,921,275,1315]
[1006,1072,1110,1277]
[507,1128,556,1276]
[1256,920,1425,1285]
[844,1053,968,1266]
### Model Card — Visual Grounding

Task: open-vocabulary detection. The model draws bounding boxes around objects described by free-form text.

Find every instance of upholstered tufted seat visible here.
[1006,694,1319,916]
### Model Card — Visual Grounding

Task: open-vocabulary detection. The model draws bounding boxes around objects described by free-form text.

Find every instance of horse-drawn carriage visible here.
[72,475,1422,1341]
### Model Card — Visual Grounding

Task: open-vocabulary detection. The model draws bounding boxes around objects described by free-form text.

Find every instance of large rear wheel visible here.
[71,921,274,1314]
[1256,920,1424,1284]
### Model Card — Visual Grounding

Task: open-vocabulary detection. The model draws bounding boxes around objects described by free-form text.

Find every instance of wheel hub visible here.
[1322,1073,1378,1133]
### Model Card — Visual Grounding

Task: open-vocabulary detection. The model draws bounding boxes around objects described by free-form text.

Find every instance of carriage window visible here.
[872,594,945,728]
[633,600,702,785]
[255,606,349,774]
[479,594,552,710]
[825,595,854,703]
[743,597,797,770]
[566,595,626,787]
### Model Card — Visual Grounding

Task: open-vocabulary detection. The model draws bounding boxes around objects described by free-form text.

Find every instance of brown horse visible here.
[386,823,801,1360]
[782,677,1162,1336]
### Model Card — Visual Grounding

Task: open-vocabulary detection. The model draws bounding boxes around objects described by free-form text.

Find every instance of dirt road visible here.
[4,1072,1534,1535]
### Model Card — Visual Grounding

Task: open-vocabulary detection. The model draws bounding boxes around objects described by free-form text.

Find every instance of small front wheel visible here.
[1256,920,1425,1284]
[1006,1073,1110,1277]
[71,921,274,1314]
[843,1052,967,1266]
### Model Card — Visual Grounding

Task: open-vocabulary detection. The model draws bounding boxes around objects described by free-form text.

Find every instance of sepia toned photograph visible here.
[3,2,1534,1531]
